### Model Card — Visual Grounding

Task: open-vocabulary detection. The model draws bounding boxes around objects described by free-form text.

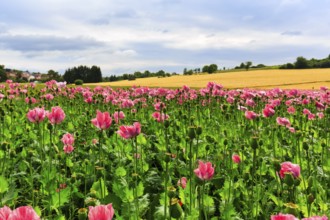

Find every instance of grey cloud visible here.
[0,34,105,52]
[281,31,302,36]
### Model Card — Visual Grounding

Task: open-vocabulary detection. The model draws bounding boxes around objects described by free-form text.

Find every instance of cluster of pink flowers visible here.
[0,206,40,220]
[61,133,75,154]
[271,213,328,220]
[27,106,65,125]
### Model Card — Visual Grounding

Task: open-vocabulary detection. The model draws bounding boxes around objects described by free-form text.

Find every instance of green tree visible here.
[295,56,309,69]
[0,65,8,82]
[245,61,252,71]
[208,64,218,73]
[202,65,209,73]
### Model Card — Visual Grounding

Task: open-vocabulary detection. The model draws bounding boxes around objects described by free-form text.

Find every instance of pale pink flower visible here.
[47,106,65,124]
[0,206,12,220]
[27,107,47,123]
[7,206,40,220]
[194,161,215,181]
[317,112,324,119]
[117,122,141,139]
[308,113,316,120]
[44,93,54,101]
[245,111,258,120]
[276,117,291,127]
[177,177,187,189]
[287,106,296,114]
[288,127,296,133]
[271,213,298,220]
[61,133,74,146]
[63,145,74,154]
[113,111,125,124]
[92,139,98,145]
[154,102,166,111]
[320,86,328,91]
[88,204,115,220]
[279,162,300,179]
[91,110,112,130]
[152,112,169,122]
[232,154,241,164]
[303,108,311,115]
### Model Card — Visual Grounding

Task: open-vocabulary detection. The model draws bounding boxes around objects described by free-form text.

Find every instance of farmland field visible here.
[0,79,329,219]
[87,69,330,89]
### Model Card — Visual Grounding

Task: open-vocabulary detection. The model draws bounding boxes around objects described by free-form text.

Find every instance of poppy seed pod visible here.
[169,198,183,219]
[251,138,258,150]
[188,126,196,140]
[77,208,88,220]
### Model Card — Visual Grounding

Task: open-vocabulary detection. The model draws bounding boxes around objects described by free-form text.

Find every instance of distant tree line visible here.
[279,55,330,69]
[103,70,177,82]
[63,65,102,83]
[0,65,7,82]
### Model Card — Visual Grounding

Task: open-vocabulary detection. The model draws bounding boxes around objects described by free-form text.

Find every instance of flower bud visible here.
[284,173,294,187]
[251,138,258,150]
[77,208,88,220]
[169,198,183,219]
[196,126,202,135]
[307,193,315,204]
[167,186,177,198]
[188,126,196,140]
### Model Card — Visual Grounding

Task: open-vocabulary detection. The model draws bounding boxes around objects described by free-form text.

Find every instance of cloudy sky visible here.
[1,0,330,76]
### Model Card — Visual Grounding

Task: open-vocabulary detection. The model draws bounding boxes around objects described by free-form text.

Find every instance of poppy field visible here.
[0,80,329,219]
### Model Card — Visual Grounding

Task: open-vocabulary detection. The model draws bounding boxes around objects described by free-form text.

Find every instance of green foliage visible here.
[74,79,84,85]
[64,65,102,83]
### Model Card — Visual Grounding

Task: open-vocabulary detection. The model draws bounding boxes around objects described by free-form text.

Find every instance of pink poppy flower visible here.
[63,145,74,154]
[279,162,300,179]
[245,111,258,120]
[177,177,187,189]
[0,206,12,220]
[194,161,215,181]
[271,213,298,220]
[113,111,125,124]
[91,110,112,130]
[302,216,328,220]
[276,117,291,127]
[61,133,74,146]
[152,112,169,122]
[303,108,311,115]
[27,107,47,123]
[315,101,325,110]
[232,154,241,164]
[7,206,40,220]
[117,122,141,139]
[287,106,296,114]
[88,204,115,220]
[47,106,65,124]
[263,106,275,118]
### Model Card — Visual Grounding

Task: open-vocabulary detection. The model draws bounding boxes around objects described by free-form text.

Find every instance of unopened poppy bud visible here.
[167,186,177,198]
[47,123,53,131]
[77,208,88,220]
[188,126,196,140]
[196,126,202,135]
[223,139,228,146]
[164,120,170,128]
[307,193,315,204]
[251,138,258,150]
[294,177,301,186]
[303,142,309,151]
[170,198,183,219]
[284,173,294,187]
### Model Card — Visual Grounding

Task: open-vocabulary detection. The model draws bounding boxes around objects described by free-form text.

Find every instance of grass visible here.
[86,69,330,89]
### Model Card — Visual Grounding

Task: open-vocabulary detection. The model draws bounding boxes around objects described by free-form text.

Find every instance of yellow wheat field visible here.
[87,69,330,89]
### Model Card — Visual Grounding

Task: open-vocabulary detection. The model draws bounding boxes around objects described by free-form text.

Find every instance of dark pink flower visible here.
[7,206,40,220]
[47,106,65,124]
[232,154,241,164]
[177,177,187,189]
[0,206,12,220]
[27,107,47,123]
[315,101,325,110]
[279,162,300,179]
[117,122,141,139]
[302,216,328,220]
[271,213,298,220]
[61,133,74,146]
[88,204,115,220]
[287,106,296,114]
[245,111,258,120]
[276,117,291,127]
[194,161,215,181]
[263,106,275,118]
[91,110,112,130]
